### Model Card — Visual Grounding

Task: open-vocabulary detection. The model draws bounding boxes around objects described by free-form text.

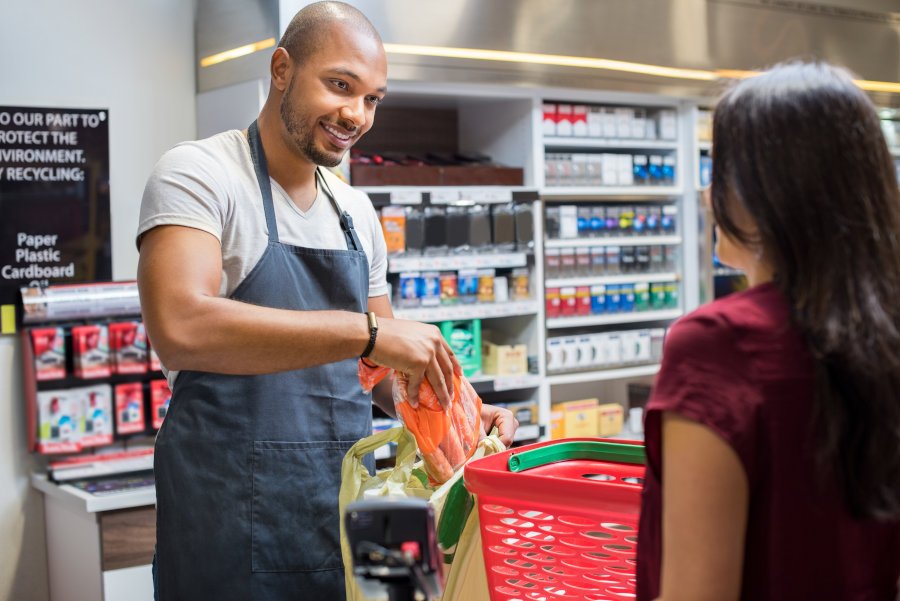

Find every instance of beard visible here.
[280,78,345,168]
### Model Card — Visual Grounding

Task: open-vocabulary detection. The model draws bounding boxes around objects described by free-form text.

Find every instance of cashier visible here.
[136,2,517,600]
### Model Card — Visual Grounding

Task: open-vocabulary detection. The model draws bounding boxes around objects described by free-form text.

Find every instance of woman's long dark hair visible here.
[711,61,900,520]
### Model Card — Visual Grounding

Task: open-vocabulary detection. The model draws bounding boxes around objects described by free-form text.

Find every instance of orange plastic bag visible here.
[358,360,483,484]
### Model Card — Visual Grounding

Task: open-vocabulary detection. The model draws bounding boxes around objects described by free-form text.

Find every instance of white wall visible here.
[0,1,196,599]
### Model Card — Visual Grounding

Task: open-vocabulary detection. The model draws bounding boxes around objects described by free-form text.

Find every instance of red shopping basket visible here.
[464,438,645,601]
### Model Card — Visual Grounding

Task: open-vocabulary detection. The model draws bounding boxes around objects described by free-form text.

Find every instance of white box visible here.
[577,335,595,368]
[557,104,573,136]
[660,109,678,140]
[588,107,603,138]
[615,108,634,138]
[606,332,622,365]
[588,154,604,186]
[601,153,619,186]
[602,107,617,138]
[635,329,652,362]
[543,102,557,136]
[632,109,647,139]
[620,330,638,363]
[561,336,581,369]
[571,153,587,186]
[572,105,589,137]
[559,205,579,238]
[618,154,634,186]
[547,337,564,372]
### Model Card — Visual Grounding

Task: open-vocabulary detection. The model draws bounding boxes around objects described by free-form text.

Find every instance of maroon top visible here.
[636,283,900,601]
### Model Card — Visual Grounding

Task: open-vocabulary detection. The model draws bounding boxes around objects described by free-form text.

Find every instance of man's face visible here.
[279,24,387,167]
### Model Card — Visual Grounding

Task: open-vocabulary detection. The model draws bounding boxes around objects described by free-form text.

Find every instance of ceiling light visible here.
[200,38,276,68]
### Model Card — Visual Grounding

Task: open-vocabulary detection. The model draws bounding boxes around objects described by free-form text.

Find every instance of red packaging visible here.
[114,383,145,435]
[30,327,66,380]
[72,324,111,379]
[576,286,592,316]
[545,288,561,318]
[560,287,577,316]
[109,321,148,374]
[150,380,171,430]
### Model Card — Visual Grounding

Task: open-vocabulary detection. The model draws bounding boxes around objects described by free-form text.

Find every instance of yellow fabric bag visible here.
[340,426,503,601]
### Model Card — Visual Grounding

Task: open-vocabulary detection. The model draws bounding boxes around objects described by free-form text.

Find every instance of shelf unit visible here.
[348,81,704,443]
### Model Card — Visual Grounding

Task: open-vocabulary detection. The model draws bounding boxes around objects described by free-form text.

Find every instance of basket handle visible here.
[507,440,646,473]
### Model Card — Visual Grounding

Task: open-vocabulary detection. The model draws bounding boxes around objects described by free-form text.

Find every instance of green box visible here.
[649,283,666,309]
[634,282,650,311]
[440,319,482,377]
[664,282,679,308]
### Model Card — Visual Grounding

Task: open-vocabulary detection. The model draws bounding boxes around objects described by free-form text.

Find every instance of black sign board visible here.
[0,106,112,317]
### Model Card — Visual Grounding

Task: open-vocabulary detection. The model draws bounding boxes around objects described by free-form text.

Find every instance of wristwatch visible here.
[360,311,378,359]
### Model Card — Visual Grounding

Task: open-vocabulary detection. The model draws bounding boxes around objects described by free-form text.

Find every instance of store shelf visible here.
[544,137,678,150]
[32,473,155,513]
[468,373,542,393]
[388,252,527,273]
[395,300,540,322]
[541,186,682,199]
[358,186,540,205]
[546,272,679,288]
[513,423,542,442]
[545,235,682,249]
[546,308,682,329]
[547,363,661,385]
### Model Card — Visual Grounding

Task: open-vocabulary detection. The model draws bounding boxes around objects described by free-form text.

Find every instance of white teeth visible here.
[323,124,350,141]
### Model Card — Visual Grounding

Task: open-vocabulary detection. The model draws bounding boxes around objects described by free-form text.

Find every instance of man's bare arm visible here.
[138,225,456,404]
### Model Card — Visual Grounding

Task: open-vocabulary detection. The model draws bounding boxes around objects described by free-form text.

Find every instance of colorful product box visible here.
[551,398,599,439]
[598,403,625,437]
[379,206,407,254]
[30,327,66,381]
[545,288,561,318]
[115,382,145,435]
[109,321,148,375]
[440,319,482,377]
[542,103,557,136]
[150,380,172,430]
[72,324,111,379]
[37,389,82,454]
[79,384,114,447]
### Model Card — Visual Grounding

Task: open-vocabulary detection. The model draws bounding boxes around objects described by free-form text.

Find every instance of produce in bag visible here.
[358,360,484,484]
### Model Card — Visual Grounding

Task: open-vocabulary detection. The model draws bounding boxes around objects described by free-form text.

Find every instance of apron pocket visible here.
[251,440,352,572]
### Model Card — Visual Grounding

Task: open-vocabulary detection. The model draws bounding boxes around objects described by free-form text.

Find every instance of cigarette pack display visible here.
[476,269,496,303]
[79,384,113,447]
[560,287,577,316]
[439,272,459,305]
[405,207,425,253]
[490,203,516,250]
[510,268,530,301]
[591,285,607,314]
[397,272,421,308]
[30,327,66,381]
[37,390,82,454]
[109,321,148,375]
[423,206,447,254]
[115,382,145,435]
[72,324,111,379]
[514,203,534,250]
[542,103,557,136]
[150,379,172,430]
[545,287,561,318]
[468,205,492,249]
[615,108,634,138]
[649,155,664,184]
[445,205,470,251]
[576,286,592,316]
[420,271,441,307]
[559,205,578,238]
[587,106,603,137]
[379,206,406,254]
[457,269,479,304]
[556,104,573,136]
[572,105,588,136]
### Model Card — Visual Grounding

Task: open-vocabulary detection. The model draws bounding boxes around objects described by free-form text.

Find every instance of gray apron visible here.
[154,120,372,600]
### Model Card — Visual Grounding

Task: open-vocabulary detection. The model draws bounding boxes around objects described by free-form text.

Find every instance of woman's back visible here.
[637,282,900,600]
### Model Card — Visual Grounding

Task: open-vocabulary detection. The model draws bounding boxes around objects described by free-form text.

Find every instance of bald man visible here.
[137,2,516,599]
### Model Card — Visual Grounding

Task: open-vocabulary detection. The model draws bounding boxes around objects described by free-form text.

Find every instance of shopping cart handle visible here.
[507,440,646,472]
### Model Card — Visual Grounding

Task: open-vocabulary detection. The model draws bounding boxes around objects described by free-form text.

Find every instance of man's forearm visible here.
[146,294,370,374]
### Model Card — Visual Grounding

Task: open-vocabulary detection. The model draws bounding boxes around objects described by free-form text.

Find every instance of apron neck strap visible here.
[248,120,363,252]
[247,120,279,244]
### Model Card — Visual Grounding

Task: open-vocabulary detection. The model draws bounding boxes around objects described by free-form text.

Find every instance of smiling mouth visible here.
[321,122,355,146]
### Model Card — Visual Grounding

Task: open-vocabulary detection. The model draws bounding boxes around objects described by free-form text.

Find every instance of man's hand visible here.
[480,403,519,447]
[367,317,461,409]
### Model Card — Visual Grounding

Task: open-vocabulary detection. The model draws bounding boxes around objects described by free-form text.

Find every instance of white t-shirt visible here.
[137,129,388,385]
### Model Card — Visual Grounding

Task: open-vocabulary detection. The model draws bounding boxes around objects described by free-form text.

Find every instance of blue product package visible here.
[648,155,664,185]
[606,284,622,313]
[590,209,604,236]
[699,155,713,188]
[661,206,677,234]
[633,154,649,185]
[647,206,661,232]
[398,272,421,307]
[577,207,591,237]
[620,283,635,313]
[421,272,441,306]
[590,285,607,314]
[457,270,479,304]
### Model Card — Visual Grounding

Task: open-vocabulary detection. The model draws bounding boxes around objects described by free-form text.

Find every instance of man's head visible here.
[269,1,386,167]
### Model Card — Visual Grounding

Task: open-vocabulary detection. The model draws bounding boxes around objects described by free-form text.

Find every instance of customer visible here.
[637,61,900,601]
[137,2,517,600]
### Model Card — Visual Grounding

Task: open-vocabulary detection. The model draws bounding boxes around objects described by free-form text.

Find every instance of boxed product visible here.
[420,271,441,307]
[542,102,557,136]
[379,206,407,254]
[588,106,603,138]
[556,104,573,136]
[509,268,530,301]
[439,271,458,305]
[572,105,589,137]
[150,379,172,430]
[30,327,66,381]
[482,342,528,376]
[37,389,82,453]
[598,403,625,437]
[545,287,561,319]
[78,384,114,447]
[109,321,148,375]
[546,337,564,372]
[440,319,482,377]
[115,382,145,435]
[498,399,539,427]
[72,324,111,379]
[457,269,479,304]
[551,398,599,439]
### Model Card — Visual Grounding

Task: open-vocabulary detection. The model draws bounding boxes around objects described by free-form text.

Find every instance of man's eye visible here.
[367,96,382,106]
[332,80,348,90]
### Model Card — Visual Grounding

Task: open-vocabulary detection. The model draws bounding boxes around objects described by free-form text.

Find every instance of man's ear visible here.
[270,47,292,93]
